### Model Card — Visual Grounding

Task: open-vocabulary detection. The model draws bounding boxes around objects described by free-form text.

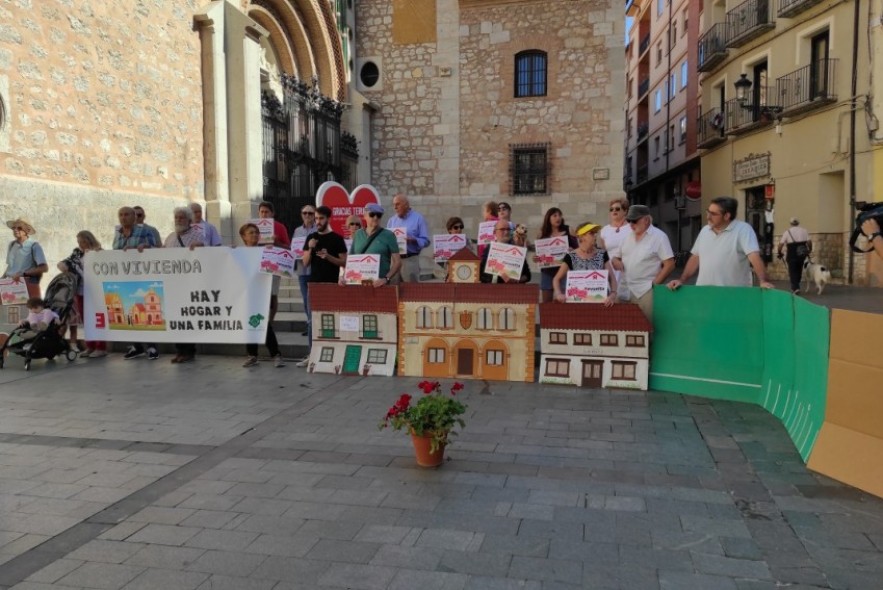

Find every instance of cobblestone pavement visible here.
[0,358,880,590]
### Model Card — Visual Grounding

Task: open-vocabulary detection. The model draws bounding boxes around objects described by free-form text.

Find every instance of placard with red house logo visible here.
[343,254,380,284]
[486,243,527,281]
[565,270,609,303]
[0,278,29,306]
[259,247,295,278]
[534,236,570,269]
[432,234,468,262]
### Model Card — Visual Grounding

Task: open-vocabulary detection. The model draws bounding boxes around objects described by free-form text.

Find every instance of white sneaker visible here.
[242,356,258,368]
[273,355,286,368]
[295,357,309,368]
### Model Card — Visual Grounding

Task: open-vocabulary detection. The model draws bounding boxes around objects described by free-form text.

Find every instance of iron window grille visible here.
[510,143,551,196]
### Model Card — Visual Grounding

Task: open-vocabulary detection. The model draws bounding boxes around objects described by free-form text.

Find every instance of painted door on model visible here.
[343,345,362,374]
[581,360,603,388]
[457,348,474,376]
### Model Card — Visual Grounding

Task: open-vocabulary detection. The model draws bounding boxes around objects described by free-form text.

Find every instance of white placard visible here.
[290,236,307,258]
[477,221,497,246]
[340,315,359,332]
[259,247,296,278]
[534,236,570,269]
[432,234,468,262]
[0,278,29,306]
[250,218,275,245]
[565,270,609,303]
[343,254,381,284]
[485,242,527,281]
[83,248,271,343]
[391,227,407,255]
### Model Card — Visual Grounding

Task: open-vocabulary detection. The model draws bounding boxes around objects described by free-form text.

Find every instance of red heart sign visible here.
[316,182,381,236]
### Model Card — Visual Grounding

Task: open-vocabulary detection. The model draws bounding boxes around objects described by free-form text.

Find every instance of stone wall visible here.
[0,0,209,275]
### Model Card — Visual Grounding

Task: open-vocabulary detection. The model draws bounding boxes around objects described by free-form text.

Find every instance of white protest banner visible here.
[250,218,275,244]
[485,242,527,281]
[290,236,306,258]
[260,247,296,278]
[83,248,271,343]
[477,221,496,246]
[0,278,29,306]
[534,236,570,269]
[565,270,609,303]
[391,227,407,255]
[343,254,380,284]
[432,234,467,262]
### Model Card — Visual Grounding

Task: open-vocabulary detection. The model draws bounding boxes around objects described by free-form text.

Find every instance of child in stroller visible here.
[1,272,80,371]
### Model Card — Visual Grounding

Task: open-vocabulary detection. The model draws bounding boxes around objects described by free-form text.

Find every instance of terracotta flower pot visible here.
[410,432,446,467]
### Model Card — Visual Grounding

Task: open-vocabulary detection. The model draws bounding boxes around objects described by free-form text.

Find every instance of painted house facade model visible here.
[539,302,652,390]
[307,284,398,376]
[398,284,537,382]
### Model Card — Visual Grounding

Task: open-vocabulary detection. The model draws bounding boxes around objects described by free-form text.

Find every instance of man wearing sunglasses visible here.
[3,217,49,298]
[614,205,675,325]
[386,193,429,283]
[349,203,401,287]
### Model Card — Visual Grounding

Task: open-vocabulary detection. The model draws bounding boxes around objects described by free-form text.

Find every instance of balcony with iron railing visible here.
[775,58,837,115]
[639,33,651,56]
[637,122,649,142]
[638,77,650,98]
[698,23,729,73]
[697,108,727,148]
[724,90,779,135]
[637,165,649,184]
[778,0,826,18]
[727,0,775,48]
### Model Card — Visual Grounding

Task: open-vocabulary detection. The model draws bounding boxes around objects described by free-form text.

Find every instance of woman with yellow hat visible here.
[552,222,617,306]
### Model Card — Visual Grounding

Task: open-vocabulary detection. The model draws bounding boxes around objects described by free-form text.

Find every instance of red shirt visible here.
[273,221,290,249]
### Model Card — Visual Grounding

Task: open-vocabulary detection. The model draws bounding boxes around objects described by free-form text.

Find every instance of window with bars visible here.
[514,50,547,98]
[510,143,550,196]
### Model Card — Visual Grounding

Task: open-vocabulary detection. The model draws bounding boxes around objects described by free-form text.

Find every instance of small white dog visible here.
[803,257,832,295]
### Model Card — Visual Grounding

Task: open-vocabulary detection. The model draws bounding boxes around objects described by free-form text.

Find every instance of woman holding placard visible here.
[536,207,578,302]
[552,222,617,307]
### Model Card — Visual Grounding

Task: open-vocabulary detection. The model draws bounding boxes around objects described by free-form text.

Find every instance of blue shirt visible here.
[198,221,223,246]
[4,238,47,282]
[113,225,156,250]
[386,209,430,256]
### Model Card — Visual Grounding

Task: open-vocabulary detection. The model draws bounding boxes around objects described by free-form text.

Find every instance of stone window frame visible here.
[513,50,547,98]
[498,36,563,103]
[509,142,551,196]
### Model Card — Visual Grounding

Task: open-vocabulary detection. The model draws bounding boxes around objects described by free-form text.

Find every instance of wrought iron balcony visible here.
[778,0,826,18]
[726,0,774,48]
[639,33,651,56]
[638,77,650,98]
[637,165,649,184]
[698,23,729,73]
[637,122,649,142]
[697,108,727,148]
[775,58,837,115]
[724,91,779,135]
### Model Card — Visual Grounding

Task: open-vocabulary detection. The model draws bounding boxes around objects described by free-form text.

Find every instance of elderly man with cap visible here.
[614,205,675,325]
[189,202,223,246]
[348,203,401,287]
[385,193,430,283]
[3,217,49,297]
[668,196,774,291]
[777,217,812,294]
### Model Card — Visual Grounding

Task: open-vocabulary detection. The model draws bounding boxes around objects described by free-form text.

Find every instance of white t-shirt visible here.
[691,220,760,287]
[601,223,633,299]
[621,225,674,298]
[779,225,810,245]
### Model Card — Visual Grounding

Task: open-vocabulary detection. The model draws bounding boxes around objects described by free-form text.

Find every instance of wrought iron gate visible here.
[261,74,358,230]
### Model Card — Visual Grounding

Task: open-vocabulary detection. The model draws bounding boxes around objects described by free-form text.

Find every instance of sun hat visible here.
[575,223,601,236]
[5,217,36,235]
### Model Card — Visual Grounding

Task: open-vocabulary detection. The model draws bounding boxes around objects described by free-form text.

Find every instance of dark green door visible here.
[343,345,362,374]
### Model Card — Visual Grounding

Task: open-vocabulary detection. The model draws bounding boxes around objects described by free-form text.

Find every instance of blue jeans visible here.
[299,274,311,349]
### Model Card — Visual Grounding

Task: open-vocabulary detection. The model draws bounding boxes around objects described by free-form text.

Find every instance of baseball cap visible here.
[625,205,651,221]
[365,203,384,215]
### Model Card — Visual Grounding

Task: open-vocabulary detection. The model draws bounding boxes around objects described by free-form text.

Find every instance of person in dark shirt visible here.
[303,206,347,284]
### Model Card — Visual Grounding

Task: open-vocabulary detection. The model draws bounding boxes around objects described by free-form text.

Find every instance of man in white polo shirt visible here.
[616,205,675,325]
[668,196,774,290]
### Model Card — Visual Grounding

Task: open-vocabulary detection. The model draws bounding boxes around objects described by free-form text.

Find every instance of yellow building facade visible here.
[697,0,883,285]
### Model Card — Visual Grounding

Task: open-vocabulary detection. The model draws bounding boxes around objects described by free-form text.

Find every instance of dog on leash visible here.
[802,257,831,295]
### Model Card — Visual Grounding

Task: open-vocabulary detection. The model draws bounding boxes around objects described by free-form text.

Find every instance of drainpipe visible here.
[847,0,860,284]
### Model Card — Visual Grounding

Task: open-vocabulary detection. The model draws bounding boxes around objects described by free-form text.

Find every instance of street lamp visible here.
[734,73,752,104]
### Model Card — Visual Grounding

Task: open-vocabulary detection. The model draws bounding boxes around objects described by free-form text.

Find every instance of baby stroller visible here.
[0,272,79,371]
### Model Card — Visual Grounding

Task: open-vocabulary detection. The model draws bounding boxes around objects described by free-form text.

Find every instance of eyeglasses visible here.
[12,226,25,231]
[706,209,723,217]
[451,225,464,230]
[348,222,361,227]
[301,211,315,215]
[609,207,622,212]
[367,212,382,218]
[495,228,510,233]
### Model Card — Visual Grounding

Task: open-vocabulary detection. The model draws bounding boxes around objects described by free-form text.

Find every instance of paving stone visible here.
[121,567,207,590]
[57,562,145,590]
[129,506,195,525]
[437,550,511,577]
[194,574,277,590]
[124,545,206,570]
[178,510,240,529]
[692,552,772,579]
[388,568,468,590]
[24,558,84,584]
[354,525,415,544]
[126,524,203,546]
[658,570,739,590]
[185,549,267,577]
[243,533,318,557]
[184,529,258,552]
[507,555,582,585]
[369,544,446,570]
[463,577,542,590]
[66,539,145,564]
[416,529,482,551]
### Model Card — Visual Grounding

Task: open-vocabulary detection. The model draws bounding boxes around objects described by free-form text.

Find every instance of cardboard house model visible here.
[539,302,652,390]
[398,284,537,382]
[307,284,399,376]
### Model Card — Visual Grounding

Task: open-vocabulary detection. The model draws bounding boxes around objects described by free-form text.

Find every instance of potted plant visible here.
[379,380,466,467]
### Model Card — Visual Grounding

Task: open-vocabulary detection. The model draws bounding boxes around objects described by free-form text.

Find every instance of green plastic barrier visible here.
[650,286,829,462]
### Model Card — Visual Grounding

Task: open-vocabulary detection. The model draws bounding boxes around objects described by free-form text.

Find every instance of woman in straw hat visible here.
[3,217,48,298]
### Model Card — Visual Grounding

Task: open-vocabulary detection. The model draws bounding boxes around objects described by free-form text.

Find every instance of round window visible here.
[359,61,379,88]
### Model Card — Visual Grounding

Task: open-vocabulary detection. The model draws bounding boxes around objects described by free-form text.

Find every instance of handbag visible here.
[785,230,809,257]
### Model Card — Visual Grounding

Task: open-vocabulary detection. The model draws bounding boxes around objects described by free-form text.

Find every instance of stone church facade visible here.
[0,0,622,272]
